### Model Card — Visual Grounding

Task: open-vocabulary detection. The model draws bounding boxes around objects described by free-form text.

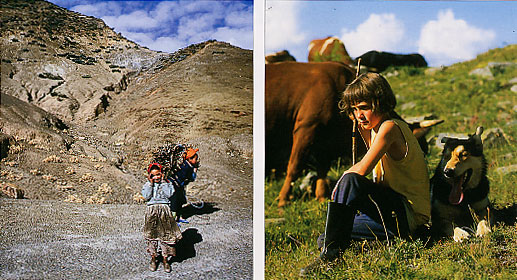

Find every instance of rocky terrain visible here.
[1,0,253,278]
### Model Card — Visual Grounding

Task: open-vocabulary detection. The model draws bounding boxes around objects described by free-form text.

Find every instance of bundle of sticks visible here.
[152,143,193,178]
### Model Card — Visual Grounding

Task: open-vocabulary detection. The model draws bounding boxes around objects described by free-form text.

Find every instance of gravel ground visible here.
[0,198,252,279]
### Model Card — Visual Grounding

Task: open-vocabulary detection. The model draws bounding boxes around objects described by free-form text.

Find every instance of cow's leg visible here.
[278,126,315,207]
[315,165,330,202]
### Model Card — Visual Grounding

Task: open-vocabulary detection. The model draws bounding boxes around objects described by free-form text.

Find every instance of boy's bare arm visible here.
[345,121,398,176]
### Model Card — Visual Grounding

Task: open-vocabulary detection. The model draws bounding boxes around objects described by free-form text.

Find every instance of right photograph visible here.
[264,1,517,278]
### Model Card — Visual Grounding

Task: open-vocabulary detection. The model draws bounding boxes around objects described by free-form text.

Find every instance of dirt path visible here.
[0,197,252,279]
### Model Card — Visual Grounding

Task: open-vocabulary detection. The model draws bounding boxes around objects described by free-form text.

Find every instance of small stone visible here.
[1,182,24,199]
[265,218,286,226]
[496,165,517,175]
[425,67,446,76]
[482,128,508,148]
[400,101,416,111]
[469,67,493,79]
[435,133,469,149]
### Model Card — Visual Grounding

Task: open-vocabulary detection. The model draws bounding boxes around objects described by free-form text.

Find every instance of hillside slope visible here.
[1,1,253,206]
[1,0,163,123]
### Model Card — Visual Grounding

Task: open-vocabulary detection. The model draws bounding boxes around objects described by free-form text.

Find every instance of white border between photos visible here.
[253,0,265,279]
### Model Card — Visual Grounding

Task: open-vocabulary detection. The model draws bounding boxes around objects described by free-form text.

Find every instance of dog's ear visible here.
[473,126,483,145]
[468,126,484,155]
[475,126,484,137]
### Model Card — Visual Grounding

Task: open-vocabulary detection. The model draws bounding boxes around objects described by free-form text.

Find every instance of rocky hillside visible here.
[0,0,253,206]
[1,0,163,123]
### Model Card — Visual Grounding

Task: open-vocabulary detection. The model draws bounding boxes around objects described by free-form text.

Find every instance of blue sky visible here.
[265,1,516,67]
[49,0,253,53]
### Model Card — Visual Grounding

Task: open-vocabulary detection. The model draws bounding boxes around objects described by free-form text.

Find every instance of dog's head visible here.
[439,127,485,205]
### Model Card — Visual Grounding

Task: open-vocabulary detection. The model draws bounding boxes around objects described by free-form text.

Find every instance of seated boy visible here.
[301,72,431,276]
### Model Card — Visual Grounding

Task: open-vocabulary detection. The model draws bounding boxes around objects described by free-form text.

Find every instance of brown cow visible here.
[266,62,442,207]
[308,37,354,66]
[265,50,296,64]
[266,61,356,207]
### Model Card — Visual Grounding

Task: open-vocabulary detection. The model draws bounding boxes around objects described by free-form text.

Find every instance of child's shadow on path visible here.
[172,228,203,262]
[180,202,220,219]
[171,202,220,262]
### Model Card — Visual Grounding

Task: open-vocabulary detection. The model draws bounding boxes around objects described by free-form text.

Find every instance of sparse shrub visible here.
[79,173,94,182]
[64,167,75,175]
[43,155,63,163]
[64,194,83,203]
[4,161,17,167]
[42,174,57,182]
[30,169,42,175]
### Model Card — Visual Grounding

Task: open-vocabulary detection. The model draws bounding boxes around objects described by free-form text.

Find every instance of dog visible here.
[430,127,492,241]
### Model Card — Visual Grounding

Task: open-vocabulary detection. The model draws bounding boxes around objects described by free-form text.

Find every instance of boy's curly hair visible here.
[338,72,396,117]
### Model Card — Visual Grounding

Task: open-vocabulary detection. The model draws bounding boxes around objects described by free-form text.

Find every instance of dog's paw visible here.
[476,220,491,237]
[453,227,470,242]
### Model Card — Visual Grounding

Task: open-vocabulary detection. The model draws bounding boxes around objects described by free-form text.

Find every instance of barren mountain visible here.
[1,0,253,205]
[1,0,253,278]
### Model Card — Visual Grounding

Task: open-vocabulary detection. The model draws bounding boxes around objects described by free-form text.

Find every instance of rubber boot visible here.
[162,255,171,273]
[300,202,355,277]
[149,254,158,272]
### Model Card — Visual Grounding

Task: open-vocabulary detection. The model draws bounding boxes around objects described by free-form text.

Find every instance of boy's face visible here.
[352,101,384,130]
[187,154,199,165]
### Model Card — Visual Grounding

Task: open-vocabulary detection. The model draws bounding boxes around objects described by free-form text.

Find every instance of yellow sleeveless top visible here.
[370,119,430,231]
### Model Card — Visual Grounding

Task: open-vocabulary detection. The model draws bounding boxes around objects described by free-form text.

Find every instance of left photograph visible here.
[0,0,253,278]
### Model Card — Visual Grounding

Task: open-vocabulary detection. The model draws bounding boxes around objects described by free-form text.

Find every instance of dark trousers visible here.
[333,173,410,240]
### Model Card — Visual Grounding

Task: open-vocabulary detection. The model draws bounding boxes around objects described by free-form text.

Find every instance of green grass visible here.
[265,45,517,279]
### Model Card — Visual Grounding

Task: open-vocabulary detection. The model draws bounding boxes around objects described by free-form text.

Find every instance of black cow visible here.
[356,51,427,72]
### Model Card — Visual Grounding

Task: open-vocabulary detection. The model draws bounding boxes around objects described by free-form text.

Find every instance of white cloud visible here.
[265,1,306,52]
[152,1,180,23]
[225,8,253,28]
[418,9,496,66]
[68,1,252,53]
[340,13,405,57]
[103,10,160,31]
[123,31,186,53]
[71,2,123,18]
[177,13,222,39]
[213,27,253,50]
[147,37,186,53]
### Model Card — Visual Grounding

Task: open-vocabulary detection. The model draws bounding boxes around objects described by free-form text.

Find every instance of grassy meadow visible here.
[265,45,517,279]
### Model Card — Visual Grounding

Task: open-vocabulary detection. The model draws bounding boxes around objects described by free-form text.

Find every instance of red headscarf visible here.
[147,162,163,174]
